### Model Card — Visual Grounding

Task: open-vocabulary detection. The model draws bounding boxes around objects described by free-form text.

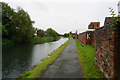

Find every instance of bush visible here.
[54,36,60,41]
[31,36,41,44]
[41,37,47,43]
[45,36,54,42]
[24,72,30,77]
[31,36,59,44]
[2,38,13,46]
[63,33,69,37]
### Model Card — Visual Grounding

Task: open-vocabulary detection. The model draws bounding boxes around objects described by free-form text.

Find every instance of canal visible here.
[2,37,68,78]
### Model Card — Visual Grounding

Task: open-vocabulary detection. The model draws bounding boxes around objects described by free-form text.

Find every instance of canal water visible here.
[2,37,68,78]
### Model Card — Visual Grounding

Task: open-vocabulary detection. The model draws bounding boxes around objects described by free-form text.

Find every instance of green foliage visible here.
[45,36,54,42]
[37,29,45,37]
[2,24,8,36]
[63,33,69,37]
[54,36,60,41]
[2,2,35,46]
[46,28,59,37]
[2,38,13,46]
[2,2,60,47]
[109,7,120,27]
[24,72,30,77]
[110,24,116,28]
[31,36,55,44]
[75,39,104,78]
[2,2,15,38]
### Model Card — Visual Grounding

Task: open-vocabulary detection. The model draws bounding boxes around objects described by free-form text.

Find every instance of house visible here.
[88,22,100,29]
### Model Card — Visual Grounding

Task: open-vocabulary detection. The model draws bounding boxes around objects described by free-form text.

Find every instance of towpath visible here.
[42,38,83,78]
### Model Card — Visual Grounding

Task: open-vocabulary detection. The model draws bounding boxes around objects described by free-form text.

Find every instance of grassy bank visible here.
[75,39,104,78]
[2,36,60,48]
[30,36,60,44]
[18,37,71,79]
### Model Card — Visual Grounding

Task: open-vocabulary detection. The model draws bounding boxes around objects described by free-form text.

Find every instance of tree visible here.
[37,29,45,37]
[46,28,58,37]
[11,7,35,43]
[2,2,35,44]
[2,2,15,39]
[63,33,69,37]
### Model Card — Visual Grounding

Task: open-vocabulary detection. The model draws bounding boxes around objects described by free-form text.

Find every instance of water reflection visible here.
[2,37,68,78]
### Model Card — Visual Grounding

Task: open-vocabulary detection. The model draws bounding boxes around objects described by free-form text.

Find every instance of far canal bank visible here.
[2,37,68,78]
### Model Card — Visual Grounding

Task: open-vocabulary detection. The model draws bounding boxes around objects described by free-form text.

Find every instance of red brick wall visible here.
[78,32,87,45]
[78,31,95,46]
[90,31,95,46]
[86,31,95,46]
[94,25,120,78]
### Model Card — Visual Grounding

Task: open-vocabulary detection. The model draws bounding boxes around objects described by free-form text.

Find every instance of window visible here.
[97,24,98,29]
[93,24,94,29]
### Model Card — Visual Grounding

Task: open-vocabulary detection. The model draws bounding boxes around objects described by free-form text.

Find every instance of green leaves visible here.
[2,2,35,45]
[2,2,60,46]
[24,72,30,77]
[63,33,69,37]
[109,7,120,28]
[37,29,45,37]
[110,24,116,28]
[46,28,59,37]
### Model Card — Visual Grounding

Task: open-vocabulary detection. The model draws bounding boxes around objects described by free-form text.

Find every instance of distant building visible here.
[118,1,120,16]
[88,22,100,29]
[69,31,77,38]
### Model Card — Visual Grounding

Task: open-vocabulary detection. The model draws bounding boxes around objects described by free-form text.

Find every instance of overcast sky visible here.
[1,0,120,34]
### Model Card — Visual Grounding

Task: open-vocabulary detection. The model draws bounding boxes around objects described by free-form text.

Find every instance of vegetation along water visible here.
[1,2,61,48]
[1,2,69,78]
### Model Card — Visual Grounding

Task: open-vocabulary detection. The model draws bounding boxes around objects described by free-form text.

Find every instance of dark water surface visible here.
[2,38,68,78]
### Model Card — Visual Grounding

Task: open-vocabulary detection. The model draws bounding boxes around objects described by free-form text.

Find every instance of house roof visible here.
[88,22,100,27]
[90,22,100,24]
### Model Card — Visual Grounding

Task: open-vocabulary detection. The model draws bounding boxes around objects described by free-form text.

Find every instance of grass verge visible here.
[31,36,60,44]
[17,37,71,79]
[75,39,104,78]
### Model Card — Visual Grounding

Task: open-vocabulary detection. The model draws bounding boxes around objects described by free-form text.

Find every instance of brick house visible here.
[88,22,100,29]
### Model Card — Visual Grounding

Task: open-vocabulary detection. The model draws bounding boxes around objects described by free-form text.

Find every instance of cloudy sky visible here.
[1,0,119,34]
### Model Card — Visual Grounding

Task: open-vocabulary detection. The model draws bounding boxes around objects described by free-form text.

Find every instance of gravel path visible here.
[42,38,83,78]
